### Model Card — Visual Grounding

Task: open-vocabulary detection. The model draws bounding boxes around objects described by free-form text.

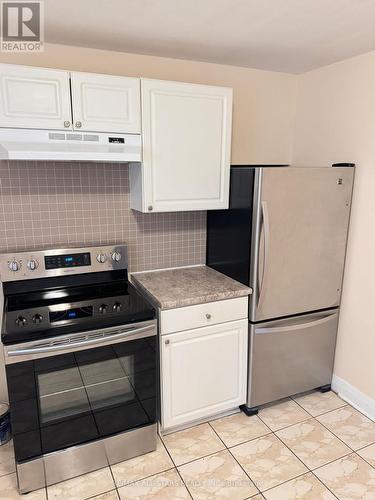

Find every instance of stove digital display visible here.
[45,252,91,270]
[50,306,93,323]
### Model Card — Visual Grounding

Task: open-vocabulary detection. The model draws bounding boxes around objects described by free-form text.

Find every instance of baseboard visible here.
[332,374,375,420]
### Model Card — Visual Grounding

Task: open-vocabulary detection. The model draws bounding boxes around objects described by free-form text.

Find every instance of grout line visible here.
[84,487,118,500]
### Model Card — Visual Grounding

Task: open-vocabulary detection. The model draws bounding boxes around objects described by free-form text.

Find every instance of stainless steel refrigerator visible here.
[206,165,354,414]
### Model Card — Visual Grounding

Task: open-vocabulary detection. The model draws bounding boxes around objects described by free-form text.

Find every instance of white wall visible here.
[293,51,375,403]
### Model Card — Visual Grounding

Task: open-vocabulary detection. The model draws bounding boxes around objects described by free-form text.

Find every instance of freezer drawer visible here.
[247,309,339,408]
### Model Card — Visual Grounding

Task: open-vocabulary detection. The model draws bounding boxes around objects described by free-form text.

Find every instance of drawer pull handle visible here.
[206,313,212,320]
[165,339,170,345]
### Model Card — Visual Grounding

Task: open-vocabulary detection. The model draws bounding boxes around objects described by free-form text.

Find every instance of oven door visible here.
[4,321,157,463]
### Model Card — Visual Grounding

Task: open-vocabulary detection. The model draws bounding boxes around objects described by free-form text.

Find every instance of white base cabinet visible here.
[161,318,248,431]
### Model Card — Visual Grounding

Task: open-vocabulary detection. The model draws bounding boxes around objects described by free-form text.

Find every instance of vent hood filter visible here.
[0,129,142,162]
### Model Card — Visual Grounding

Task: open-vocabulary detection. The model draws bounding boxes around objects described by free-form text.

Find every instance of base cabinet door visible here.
[161,319,247,431]
[131,78,232,213]
[70,72,141,133]
[0,64,72,130]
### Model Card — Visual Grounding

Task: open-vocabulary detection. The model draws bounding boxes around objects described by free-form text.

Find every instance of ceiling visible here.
[45,0,375,74]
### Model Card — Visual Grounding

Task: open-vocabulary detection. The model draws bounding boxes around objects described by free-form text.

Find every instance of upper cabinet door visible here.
[0,64,72,130]
[70,72,141,133]
[139,79,233,212]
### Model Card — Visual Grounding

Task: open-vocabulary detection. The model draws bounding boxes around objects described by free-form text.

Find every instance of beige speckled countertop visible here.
[131,265,252,310]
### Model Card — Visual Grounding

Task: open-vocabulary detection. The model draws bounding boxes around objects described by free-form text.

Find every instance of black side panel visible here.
[206,166,254,286]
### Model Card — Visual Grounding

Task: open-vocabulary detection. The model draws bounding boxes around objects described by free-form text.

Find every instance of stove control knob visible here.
[112,302,122,313]
[98,304,108,314]
[8,260,20,272]
[32,313,43,324]
[111,251,122,262]
[96,253,107,264]
[15,316,27,327]
[27,259,38,271]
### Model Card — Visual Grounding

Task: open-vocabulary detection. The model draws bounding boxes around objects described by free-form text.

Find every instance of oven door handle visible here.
[5,321,156,361]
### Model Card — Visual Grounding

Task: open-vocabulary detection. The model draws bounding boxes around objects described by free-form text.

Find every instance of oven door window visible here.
[6,336,157,462]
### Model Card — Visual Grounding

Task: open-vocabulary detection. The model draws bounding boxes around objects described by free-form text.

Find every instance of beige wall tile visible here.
[0,161,206,272]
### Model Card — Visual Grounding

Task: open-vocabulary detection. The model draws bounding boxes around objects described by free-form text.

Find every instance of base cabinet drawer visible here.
[248,309,339,408]
[161,319,248,431]
[160,296,248,335]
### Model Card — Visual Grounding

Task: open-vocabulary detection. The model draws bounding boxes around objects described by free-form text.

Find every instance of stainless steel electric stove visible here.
[0,244,157,493]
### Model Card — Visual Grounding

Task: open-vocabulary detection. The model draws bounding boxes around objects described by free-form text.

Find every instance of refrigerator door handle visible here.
[257,200,270,308]
[255,311,337,335]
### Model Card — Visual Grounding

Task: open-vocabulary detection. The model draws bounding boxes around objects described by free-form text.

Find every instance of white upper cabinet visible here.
[70,72,141,133]
[130,78,233,212]
[0,64,72,130]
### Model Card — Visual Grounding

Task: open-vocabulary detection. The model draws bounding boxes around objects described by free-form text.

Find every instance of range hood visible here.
[0,129,142,162]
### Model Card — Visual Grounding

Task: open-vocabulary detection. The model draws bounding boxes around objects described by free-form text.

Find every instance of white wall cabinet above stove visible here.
[130,78,233,212]
[70,72,141,133]
[0,64,141,134]
[0,65,72,130]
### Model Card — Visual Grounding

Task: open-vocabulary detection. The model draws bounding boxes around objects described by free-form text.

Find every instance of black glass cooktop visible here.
[2,271,155,345]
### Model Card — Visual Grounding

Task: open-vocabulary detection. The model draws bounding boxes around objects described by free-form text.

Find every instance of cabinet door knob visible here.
[64,121,70,128]
[206,313,212,320]
[165,339,170,345]
[148,205,153,211]
[75,121,82,128]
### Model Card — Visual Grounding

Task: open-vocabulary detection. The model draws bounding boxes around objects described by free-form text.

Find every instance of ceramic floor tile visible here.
[117,468,190,499]
[0,472,46,499]
[292,390,346,417]
[0,439,16,477]
[47,467,115,500]
[315,453,375,499]
[210,411,270,447]
[178,449,258,499]
[111,437,174,487]
[263,472,336,499]
[162,423,225,466]
[230,433,307,492]
[259,399,311,432]
[276,418,351,469]
[317,406,375,451]
[357,443,375,468]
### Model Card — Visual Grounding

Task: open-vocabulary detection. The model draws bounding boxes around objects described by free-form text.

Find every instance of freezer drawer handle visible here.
[255,312,337,335]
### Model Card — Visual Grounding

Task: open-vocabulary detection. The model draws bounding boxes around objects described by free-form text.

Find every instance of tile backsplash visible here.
[0,161,206,272]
